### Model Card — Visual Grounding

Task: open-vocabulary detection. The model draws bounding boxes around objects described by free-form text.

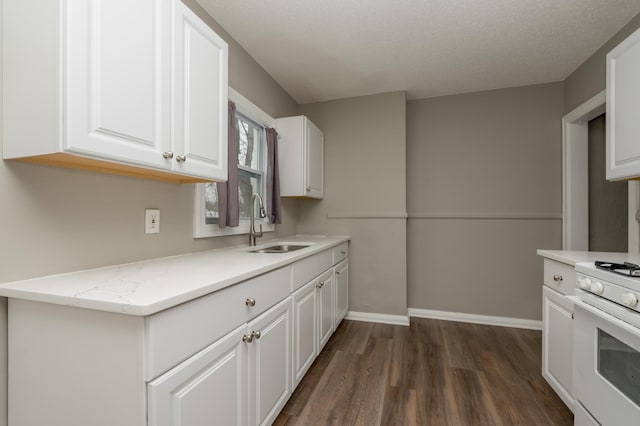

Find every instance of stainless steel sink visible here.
[250,244,310,253]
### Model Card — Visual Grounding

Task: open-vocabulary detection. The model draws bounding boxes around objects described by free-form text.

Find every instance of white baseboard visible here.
[345,311,410,326]
[407,308,542,330]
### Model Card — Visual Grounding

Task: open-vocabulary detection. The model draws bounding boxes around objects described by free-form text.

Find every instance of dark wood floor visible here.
[274,318,573,426]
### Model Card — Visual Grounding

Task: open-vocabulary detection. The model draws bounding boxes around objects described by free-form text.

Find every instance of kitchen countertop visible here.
[0,235,350,316]
[537,249,640,266]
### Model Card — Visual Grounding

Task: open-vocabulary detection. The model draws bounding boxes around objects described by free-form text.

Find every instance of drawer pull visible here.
[552,274,563,282]
[340,250,346,255]
[252,330,261,340]
[242,334,254,343]
[245,298,256,307]
[317,281,325,289]
[336,271,340,276]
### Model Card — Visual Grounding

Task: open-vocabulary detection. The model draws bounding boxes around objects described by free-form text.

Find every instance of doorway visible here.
[588,114,628,252]
[563,90,639,252]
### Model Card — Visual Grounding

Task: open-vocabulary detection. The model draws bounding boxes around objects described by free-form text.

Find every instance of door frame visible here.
[562,90,639,251]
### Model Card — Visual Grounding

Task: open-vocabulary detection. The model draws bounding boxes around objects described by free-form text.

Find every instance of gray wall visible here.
[406,83,564,320]
[565,12,640,113]
[0,3,298,425]
[297,92,408,316]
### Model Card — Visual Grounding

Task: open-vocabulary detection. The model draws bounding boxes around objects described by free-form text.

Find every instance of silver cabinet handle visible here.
[553,274,563,282]
[336,271,340,275]
[340,250,347,255]
[317,281,325,289]
[175,155,187,163]
[245,298,256,307]
[252,330,261,340]
[162,151,174,159]
[242,334,253,343]
[306,187,311,191]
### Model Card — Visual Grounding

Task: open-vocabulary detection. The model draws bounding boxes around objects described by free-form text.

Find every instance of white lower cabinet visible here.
[334,259,349,328]
[6,243,349,426]
[542,285,575,412]
[317,269,335,350]
[148,298,292,426]
[148,325,248,426]
[247,298,292,426]
[292,280,318,388]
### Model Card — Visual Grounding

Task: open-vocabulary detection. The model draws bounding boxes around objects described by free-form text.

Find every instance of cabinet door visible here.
[542,286,575,412]
[65,0,171,169]
[292,280,318,389]
[305,118,324,198]
[247,298,292,426]
[607,27,640,180]
[334,259,349,328]
[317,269,334,350]
[148,324,248,426]
[172,0,228,180]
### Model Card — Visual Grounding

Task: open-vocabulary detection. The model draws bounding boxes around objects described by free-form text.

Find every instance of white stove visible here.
[573,260,640,426]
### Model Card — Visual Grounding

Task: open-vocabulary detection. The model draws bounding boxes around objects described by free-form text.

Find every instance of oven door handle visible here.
[573,297,640,336]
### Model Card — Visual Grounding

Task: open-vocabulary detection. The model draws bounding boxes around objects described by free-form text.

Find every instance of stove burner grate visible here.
[595,261,640,277]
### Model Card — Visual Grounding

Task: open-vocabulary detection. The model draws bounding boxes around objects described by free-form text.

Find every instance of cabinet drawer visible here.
[332,243,349,265]
[145,266,291,380]
[543,259,576,296]
[291,249,332,291]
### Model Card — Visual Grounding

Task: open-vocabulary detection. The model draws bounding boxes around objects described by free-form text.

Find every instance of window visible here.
[194,88,275,238]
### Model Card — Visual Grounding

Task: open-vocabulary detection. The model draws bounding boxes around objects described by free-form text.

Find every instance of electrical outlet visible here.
[145,209,160,234]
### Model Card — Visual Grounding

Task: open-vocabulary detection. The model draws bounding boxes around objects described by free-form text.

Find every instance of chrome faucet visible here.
[249,193,266,246]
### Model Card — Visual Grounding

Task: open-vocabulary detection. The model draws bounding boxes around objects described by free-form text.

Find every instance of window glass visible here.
[238,115,262,170]
[204,183,219,224]
[238,170,261,219]
[203,111,265,225]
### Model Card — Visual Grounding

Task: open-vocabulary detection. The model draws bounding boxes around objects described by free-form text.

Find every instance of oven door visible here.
[574,298,640,425]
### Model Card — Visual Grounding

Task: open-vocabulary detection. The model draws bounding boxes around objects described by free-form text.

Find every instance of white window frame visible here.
[193,87,276,238]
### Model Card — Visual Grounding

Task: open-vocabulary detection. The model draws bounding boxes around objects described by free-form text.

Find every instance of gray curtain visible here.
[216,101,239,228]
[266,127,282,224]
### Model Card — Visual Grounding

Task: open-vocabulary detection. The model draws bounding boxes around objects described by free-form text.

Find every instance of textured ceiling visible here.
[197,0,640,104]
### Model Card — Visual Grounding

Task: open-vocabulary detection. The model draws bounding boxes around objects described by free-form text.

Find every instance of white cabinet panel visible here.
[172,0,228,180]
[66,0,170,167]
[247,298,292,426]
[543,259,576,296]
[148,324,247,426]
[292,280,318,388]
[542,286,575,412]
[317,269,334,350]
[276,115,324,198]
[305,121,324,198]
[607,27,640,180]
[334,259,349,328]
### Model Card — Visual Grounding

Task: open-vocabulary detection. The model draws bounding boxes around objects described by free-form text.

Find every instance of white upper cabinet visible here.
[64,0,171,170]
[276,116,324,198]
[172,0,228,181]
[3,0,228,183]
[607,27,640,180]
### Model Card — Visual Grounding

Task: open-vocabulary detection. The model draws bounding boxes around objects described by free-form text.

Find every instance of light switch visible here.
[145,209,160,234]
